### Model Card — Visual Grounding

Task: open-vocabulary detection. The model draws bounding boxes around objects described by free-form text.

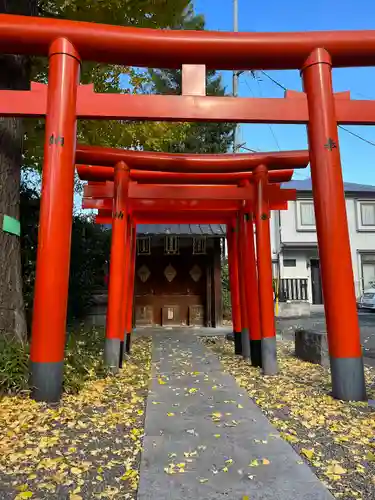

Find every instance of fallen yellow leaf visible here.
[15,493,33,500]
[301,448,314,460]
[326,464,347,475]
[70,467,83,475]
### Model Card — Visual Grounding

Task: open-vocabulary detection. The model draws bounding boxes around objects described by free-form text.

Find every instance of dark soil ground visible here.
[204,337,375,500]
[0,338,151,500]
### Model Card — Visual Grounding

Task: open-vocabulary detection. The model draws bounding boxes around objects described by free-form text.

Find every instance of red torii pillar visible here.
[30,39,80,403]
[244,212,262,367]
[125,224,137,355]
[238,212,251,360]
[253,165,278,375]
[301,48,366,401]
[241,180,262,367]
[119,216,133,367]
[227,222,242,354]
[105,161,130,373]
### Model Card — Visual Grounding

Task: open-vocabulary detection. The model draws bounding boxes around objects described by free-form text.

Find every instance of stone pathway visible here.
[137,331,333,500]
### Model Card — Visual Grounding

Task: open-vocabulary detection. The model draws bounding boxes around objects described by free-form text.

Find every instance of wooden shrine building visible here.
[134,224,224,328]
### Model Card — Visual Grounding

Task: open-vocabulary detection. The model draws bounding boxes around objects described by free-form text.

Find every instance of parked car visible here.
[357,288,375,310]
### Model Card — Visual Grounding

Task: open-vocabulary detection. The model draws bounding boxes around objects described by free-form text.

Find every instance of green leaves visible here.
[0,336,29,395]
[24,0,198,172]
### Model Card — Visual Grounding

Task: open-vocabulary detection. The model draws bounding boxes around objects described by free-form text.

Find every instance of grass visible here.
[0,327,110,397]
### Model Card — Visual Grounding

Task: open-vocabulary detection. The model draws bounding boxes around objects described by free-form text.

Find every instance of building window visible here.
[283,259,296,267]
[360,202,375,226]
[296,200,316,231]
[356,201,375,231]
[361,253,375,291]
[193,237,206,255]
[164,235,179,255]
[137,236,151,255]
[300,202,316,226]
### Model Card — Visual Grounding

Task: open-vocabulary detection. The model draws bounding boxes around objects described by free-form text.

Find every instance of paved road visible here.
[137,331,333,500]
[277,311,375,366]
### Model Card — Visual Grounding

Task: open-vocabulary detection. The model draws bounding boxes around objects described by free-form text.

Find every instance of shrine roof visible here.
[136,224,225,237]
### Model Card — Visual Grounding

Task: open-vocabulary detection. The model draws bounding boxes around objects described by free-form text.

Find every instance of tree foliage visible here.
[221,257,231,319]
[149,9,234,153]
[23,0,195,171]
[2,0,234,342]
[1,0,197,340]
[21,179,111,329]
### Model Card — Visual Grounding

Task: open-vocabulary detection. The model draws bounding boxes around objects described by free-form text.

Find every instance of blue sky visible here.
[194,0,375,185]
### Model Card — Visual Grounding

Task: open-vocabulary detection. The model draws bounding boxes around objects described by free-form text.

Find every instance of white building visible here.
[271,179,375,304]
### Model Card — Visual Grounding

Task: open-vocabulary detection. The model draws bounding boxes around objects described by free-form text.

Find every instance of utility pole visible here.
[233,0,239,152]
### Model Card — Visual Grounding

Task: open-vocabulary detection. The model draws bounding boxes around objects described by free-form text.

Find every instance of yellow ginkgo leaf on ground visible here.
[262,459,270,465]
[203,338,375,500]
[249,459,259,467]
[199,478,208,483]
[69,495,83,500]
[184,451,197,458]
[15,493,33,500]
[301,448,314,460]
[326,464,347,475]
[167,412,175,417]
[16,484,29,492]
[281,433,299,444]
[70,467,83,475]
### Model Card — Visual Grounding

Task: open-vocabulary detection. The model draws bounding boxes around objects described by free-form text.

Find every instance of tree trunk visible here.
[0,0,38,342]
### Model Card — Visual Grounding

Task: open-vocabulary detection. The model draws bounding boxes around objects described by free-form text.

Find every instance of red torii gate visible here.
[0,13,371,401]
[76,147,306,375]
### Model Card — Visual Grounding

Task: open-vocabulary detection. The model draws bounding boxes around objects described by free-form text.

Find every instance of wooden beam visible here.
[1,83,375,125]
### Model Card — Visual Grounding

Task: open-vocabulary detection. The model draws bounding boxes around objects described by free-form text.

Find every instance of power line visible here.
[252,71,375,149]
[232,0,239,153]
[244,74,309,179]
[240,144,259,153]
[244,75,281,151]
[258,70,287,92]
[338,125,375,148]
